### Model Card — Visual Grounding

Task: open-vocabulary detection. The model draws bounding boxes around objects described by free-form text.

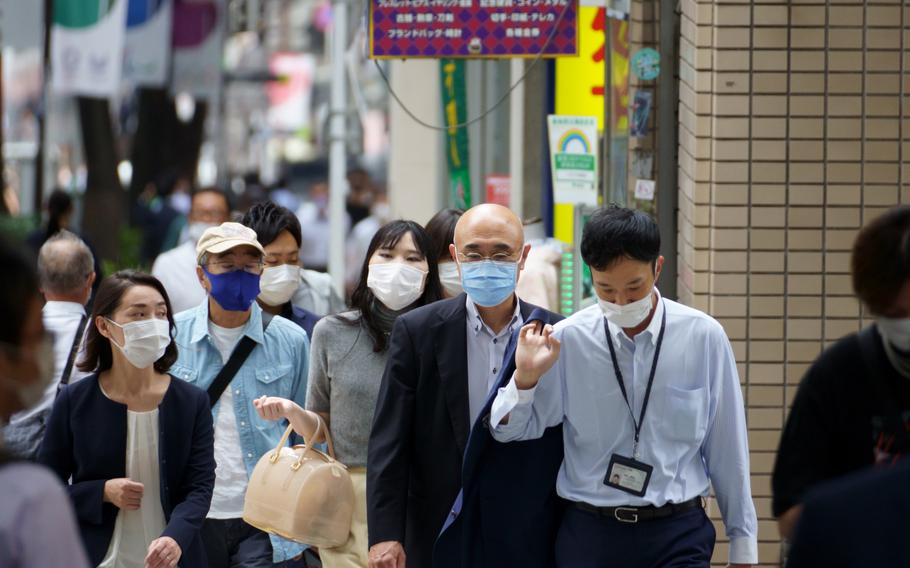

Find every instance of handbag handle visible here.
[268,414,339,465]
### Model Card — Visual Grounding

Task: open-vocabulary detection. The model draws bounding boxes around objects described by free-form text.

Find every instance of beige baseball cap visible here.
[195,222,265,263]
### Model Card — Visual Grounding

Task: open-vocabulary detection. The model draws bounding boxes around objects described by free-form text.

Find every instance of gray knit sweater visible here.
[305,311,388,467]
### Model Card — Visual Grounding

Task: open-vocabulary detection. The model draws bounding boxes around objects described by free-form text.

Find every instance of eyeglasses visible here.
[456,252,518,263]
[205,260,264,275]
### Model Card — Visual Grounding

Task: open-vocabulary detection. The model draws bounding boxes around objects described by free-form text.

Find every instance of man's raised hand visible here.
[514,322,561,390]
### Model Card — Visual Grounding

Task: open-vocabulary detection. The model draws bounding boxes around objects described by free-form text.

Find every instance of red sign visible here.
[370,1,578,59]
[485,174,511,206]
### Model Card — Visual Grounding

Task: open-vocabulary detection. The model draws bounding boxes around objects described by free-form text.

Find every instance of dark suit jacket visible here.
[367,295,562,568]
[435,307,565,568]
[283,303,321,339]
[39,374,216,567]
[787,457,910,567]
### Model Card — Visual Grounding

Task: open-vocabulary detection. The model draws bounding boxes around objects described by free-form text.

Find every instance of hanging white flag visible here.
[124,0,173,86]
[52,0,128,97]
[171,0,224,100]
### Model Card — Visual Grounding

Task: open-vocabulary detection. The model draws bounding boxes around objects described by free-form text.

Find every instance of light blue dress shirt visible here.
[465,296,524,424]
[173,301,310,563]
[491,291,758,565]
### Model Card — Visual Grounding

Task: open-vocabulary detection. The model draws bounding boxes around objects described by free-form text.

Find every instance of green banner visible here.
[440,59,471,209]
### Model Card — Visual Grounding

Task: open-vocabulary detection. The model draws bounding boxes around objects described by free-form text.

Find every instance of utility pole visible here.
[327,0,348,296]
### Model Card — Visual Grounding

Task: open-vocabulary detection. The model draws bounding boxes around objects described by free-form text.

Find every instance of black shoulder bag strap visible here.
[858,325,910,452]
[57,314,89,392]
[206,312,274,407]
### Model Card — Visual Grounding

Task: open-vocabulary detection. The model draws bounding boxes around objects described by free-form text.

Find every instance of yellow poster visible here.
[555,7,629,133]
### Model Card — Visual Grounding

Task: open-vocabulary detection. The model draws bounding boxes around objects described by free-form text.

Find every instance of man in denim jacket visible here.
[173,223,310,566]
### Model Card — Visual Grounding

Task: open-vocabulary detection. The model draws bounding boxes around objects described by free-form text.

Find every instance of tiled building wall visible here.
[676,1,910,566]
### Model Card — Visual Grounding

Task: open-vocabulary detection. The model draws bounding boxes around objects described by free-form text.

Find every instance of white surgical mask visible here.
[107,318,171,369]
[877,317,910,353]
[187,222,216,245]
[598,291,654,329]
[367,263,427,311]
[258,265,301,307]
[438,262,463,297]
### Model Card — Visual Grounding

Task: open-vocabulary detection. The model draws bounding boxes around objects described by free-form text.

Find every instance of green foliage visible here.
[0,214,38,243]
[101,226,146,276]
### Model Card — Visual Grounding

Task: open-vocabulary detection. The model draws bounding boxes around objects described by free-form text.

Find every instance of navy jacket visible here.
[787,457,910,567]
[367,295,563,568]
[283,303,321,339]
[39,374,216,567]
[434,308,565,568]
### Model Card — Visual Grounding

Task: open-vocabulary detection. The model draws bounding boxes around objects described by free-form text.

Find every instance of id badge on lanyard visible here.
[602,301,666,497]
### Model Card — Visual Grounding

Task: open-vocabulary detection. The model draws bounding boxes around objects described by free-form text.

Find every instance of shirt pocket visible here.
[170,364,199,385]
[254,364,294,398]
[659,385,709,445]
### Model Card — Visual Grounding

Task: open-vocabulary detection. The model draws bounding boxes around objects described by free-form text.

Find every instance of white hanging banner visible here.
[124,0,173,86]
[52,0,128,97]
[171,0,224,99]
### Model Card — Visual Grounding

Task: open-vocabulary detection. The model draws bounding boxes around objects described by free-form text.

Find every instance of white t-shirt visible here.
[151,242,206,315]
[206,322,248,519]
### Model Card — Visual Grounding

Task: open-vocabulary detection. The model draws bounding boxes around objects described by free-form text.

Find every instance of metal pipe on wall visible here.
[328,0,348,297]
[656,0,679,300]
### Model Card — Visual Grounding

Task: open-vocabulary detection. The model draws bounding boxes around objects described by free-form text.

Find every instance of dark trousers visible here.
[202,518,322,568]
[555,505,716,568]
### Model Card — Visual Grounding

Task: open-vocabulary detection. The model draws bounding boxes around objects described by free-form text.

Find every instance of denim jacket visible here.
[173,300,310,562]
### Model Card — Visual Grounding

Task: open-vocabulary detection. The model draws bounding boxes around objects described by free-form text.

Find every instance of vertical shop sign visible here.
[440,59,472,209]
[548,115,598,206]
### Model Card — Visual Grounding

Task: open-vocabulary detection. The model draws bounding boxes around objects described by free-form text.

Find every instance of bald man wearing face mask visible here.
[366,204,564,568]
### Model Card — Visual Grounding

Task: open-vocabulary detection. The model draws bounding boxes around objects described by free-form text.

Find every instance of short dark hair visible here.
[78,271,178,374]
[425,208,464,262]
[346,220,443,352]
[0,238,39,345]
[852,206,910,315]
[580,205,661,271]
[191,186,232,213]
[240,201,302,248]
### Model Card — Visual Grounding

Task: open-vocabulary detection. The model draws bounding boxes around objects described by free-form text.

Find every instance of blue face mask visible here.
[460,260,519,308]
[204,268,261,312]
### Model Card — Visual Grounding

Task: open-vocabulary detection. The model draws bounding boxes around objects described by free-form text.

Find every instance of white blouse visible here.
[98,409,167,568]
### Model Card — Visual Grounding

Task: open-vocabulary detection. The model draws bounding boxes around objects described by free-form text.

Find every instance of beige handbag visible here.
[243,418,354,548]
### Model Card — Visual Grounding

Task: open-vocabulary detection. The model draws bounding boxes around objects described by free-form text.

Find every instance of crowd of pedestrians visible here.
[2,182,910,567]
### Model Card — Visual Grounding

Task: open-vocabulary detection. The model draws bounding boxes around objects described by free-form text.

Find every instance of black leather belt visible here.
[571,496,703,523]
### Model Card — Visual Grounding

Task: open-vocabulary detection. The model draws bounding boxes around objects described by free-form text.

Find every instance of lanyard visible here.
[603,300,666,459]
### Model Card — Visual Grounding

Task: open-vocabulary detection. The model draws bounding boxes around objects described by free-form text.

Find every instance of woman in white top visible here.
[40,271,215,568]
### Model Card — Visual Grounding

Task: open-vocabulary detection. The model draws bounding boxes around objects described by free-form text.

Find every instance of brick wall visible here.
[676,1,910,566]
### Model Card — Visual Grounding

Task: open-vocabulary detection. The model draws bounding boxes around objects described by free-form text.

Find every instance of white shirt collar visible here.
[465,295,522,337]
[42,300,87,316]
[604,288,665,346]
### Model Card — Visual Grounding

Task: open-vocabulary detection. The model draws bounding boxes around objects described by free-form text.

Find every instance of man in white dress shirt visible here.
[152,187,231,314]
[490,206,757,568]
[3,231,94,459]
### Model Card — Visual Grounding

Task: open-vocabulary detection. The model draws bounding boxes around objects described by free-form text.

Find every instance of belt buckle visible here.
[613,507,639,523]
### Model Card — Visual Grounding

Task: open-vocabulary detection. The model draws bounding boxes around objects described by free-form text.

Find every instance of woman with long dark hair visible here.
[253,220,442,568]
[39,271,215,568]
